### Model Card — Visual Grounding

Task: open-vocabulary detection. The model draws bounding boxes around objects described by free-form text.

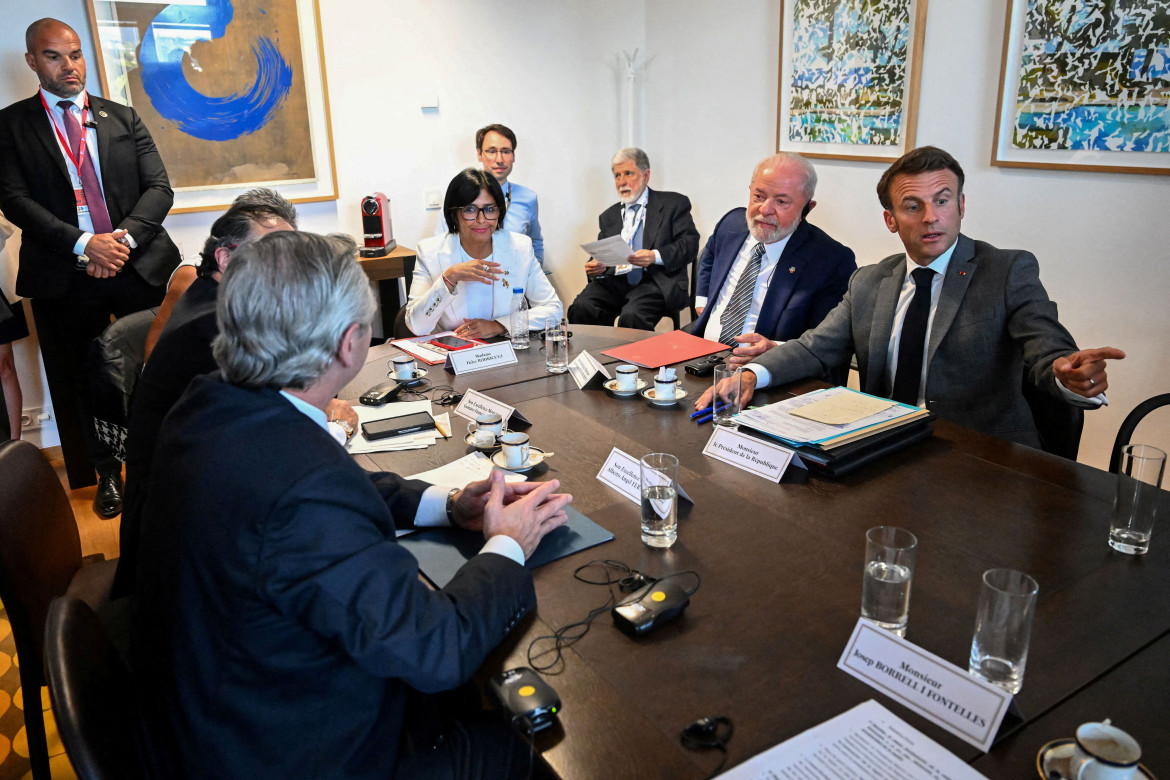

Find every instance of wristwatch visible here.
[75,253,90,270]
[445,487,460,524]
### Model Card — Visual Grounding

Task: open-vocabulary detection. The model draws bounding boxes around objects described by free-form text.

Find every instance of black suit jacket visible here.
[0,93,179,298]
[597,189,699,311]
[688,209,855,341]
[131,376,535,778]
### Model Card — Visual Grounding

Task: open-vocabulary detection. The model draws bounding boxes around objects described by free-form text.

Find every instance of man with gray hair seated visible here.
[567,147,699,330]
[132,231,573,779]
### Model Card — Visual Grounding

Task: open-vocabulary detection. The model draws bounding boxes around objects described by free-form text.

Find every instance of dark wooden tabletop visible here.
[344,326,1170,779]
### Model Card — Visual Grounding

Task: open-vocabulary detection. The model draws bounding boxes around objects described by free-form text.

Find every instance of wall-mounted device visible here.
[360,192,396,257]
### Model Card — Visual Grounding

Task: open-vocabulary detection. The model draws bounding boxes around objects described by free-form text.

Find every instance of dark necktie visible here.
[624,204,643,286]
[58,100,113,235]
[891,267,936,405]
[718,242,766,346]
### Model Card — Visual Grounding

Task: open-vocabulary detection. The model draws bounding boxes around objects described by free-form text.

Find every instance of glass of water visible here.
[545,318,569,374]
[861,526,917,637]
[1109,444,1165,555]
[968,568,1038,695]
[712,365,742,426]
[640,453,679,548]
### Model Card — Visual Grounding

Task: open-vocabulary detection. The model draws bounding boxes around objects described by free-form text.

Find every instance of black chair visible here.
[44,595,145,780]
[1109,393,1170,474]
[86,309,156,462]
[392,305,416,339]
[0,440,118,779]
[1023,378,1084,460]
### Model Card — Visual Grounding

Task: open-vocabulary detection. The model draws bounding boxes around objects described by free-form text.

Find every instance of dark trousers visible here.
[567,275,668,331]
[31,267,164,488]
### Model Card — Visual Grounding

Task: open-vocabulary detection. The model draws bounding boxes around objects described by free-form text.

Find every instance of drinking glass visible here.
[1109,444,1165,555]
[968,568,1038,695]
[861,526,917,636]
[640,453,679,548]
[545,318,569,374]
[712,365,742,426]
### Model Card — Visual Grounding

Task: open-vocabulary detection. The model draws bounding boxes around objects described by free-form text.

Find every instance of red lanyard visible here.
[40,92,89,173]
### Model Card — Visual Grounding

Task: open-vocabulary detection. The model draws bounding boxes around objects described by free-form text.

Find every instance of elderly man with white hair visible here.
[132,231,572,779]
[567,147,699,330]
[687,152,855,366]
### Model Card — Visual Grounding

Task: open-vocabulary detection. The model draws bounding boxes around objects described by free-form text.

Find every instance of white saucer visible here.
[1036,738,1154,779]
[490,447,548,472]
[603,378,647,397]
[463,432,501,452]
[389,368,428,383]
[641,386,688,406]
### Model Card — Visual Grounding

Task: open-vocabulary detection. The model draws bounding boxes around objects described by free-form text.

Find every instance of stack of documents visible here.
[346,401,449,454]
[736,387,928,450]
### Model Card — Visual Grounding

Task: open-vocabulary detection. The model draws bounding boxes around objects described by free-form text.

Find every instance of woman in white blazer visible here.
[406,169,562,339]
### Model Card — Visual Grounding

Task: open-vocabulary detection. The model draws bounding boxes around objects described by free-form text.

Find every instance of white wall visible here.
[4,0,1167,467]
[644,0,1170,469]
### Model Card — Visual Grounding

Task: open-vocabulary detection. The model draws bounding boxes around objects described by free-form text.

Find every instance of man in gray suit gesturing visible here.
[697,146,1123,449]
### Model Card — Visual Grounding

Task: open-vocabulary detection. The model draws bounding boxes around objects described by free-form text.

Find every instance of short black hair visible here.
[475,124,517,152]
[198,189,298,277]
[442,168,506,234]
[876,146,965,211]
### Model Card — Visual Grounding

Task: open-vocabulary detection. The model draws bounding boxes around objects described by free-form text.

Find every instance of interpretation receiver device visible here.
[489,667,561,733]
[359,192,396,257]
[612,579,690,635]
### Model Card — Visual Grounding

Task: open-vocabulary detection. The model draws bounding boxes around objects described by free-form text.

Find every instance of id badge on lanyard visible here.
[40,95,90,219]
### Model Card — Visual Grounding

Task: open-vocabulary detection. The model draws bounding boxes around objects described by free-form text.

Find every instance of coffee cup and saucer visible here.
[1036,720,1151,780]
[489,432,549,472]
[641,378,687,406]
[465,413,505,451]
[389,355,428,383]
[604,364,646,397]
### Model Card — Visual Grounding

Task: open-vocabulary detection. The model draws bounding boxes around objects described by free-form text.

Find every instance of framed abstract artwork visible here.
[992,0,1170,175]
[777,0,929,163]
[86,0,338,212]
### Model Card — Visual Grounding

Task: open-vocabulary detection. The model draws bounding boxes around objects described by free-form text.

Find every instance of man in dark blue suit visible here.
[689,153,854,367]
[132,231,573,779]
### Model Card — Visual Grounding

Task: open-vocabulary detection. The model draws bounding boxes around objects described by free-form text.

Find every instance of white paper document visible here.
[580,235,636,267]
[346,402,437,454]
[716,700,986,780]
[408,452,526,488]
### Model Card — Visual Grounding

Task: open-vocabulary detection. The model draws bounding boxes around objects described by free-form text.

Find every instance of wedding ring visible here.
[481,263,489,271]
[1089,377,1096,387]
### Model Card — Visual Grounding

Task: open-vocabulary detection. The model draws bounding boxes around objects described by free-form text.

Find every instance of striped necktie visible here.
[718,242,766,346]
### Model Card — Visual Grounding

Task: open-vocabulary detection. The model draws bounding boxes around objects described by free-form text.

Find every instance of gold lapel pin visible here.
[99,110,108,118]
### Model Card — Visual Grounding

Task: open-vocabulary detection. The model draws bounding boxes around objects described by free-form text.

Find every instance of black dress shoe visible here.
[94,473,124,519]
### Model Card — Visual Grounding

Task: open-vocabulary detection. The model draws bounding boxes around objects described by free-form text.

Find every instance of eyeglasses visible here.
[481,147,514,158]
[457,205,500,221]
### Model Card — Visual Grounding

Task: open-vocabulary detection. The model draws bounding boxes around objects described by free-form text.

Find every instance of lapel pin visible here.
[98,110,108,118]
[788,266,796,273]
[958,271,967,276]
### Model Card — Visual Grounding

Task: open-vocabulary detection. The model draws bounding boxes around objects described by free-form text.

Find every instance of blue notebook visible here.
[399,506,614,588]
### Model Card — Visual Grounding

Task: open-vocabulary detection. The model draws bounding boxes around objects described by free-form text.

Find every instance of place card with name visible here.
[837,619,1013,752]
[568,350,612,390]
[596,448,692,505]
[702,426,799,482]
[445,341,518,374]
[452,388,531,428]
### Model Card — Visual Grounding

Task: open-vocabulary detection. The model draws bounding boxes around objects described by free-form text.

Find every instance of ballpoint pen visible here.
[690,402,728,420]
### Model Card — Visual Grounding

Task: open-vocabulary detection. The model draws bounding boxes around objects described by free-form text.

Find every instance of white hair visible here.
[751,152,817,201]
[611,147,651,172]
[212,232,375,389]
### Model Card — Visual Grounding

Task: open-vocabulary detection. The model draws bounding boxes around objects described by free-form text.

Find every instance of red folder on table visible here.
[602,330,725,369]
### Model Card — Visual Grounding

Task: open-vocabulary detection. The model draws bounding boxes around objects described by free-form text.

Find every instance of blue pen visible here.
[689,405,713,419]
[695,411,715,425]
[691,402,728,420]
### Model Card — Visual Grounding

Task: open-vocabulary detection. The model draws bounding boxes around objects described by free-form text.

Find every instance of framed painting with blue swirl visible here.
[776,0,929,163]
[85,0,337,212]
[992,0,1170,175]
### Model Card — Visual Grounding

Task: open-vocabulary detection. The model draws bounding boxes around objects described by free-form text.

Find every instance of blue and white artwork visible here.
[1012,0,1169,153]
[93,0,316,189]
[788,0,914,146]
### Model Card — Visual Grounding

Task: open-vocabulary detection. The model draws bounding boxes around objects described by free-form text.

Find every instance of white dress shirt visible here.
[279,390,525,563]
[700,232,794,342]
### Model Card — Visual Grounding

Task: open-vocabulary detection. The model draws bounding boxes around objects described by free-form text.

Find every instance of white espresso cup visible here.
[1070,720,1142,780]
[500,432,531,468]
[654,377,678,401]
[615,365,639,392]
[466,412,504,441]
[391,355,416,380]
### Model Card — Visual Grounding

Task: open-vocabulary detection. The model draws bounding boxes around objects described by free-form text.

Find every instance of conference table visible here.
[339,326,1170,779]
